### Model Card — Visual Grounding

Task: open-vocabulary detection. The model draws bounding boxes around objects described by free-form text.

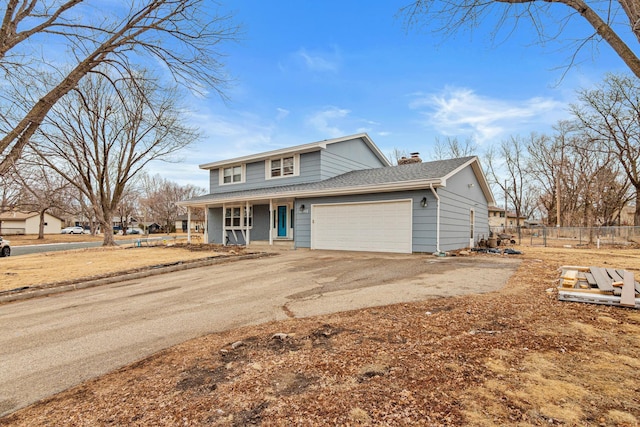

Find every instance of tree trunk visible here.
[555,0,640,78]
[100,210,117,246]
[635,188,640,227]
[38,210,46,239]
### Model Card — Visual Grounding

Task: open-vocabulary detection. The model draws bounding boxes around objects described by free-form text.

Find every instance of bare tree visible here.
[140,174,205,232]
[31,70,199,245]
[0,167,20,212]
[387,147,408,165]
[0,165,21,234]
[8,157,74,238]
[486,135,534,239]
[116,189,140,235]
[571,73,640,225]
[431,136,476,160]
[402,0,640,78]
[527,119,631,228]
[0,0,237,175]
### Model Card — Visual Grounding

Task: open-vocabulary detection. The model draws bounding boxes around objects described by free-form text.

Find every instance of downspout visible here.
[429,183,441,253]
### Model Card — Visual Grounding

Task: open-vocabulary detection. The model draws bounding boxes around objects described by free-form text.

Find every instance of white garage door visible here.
[311,199,413,253]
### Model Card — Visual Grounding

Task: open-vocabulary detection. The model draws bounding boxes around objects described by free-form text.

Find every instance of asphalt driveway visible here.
[0,250,521,417]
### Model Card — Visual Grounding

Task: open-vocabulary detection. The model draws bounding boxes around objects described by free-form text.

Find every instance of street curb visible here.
[0,252,278,304]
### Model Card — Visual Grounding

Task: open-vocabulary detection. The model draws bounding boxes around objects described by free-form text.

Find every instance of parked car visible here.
[61,226,85,234]
[0,236,10,257]
[125,228,143,235]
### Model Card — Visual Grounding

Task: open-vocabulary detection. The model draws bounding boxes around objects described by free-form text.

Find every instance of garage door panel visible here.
[311,200,412,253]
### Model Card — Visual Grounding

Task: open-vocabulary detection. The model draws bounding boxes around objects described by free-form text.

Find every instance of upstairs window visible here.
[267,155,298,179]
[221,165,244,185]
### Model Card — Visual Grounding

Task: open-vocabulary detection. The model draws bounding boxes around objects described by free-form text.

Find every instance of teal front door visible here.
[277,206,287,237]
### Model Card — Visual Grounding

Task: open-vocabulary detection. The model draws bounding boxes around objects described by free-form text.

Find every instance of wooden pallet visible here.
[557,265,639,309]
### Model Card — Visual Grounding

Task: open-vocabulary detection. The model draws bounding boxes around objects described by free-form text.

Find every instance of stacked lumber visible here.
[558,265,640,309]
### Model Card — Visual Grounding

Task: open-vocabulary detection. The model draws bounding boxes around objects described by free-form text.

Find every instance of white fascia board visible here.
[198,133,390,170]
[179,179,443,207]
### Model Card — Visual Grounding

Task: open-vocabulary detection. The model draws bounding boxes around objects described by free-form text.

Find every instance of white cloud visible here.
[306,107,350,137]
[145,108,285,191]
[293,47,340,72]
[276,107,290,120]
[409,86,567,143]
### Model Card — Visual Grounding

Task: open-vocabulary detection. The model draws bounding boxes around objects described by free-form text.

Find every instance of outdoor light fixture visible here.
[420,197,428,208]
[299,204,306,212]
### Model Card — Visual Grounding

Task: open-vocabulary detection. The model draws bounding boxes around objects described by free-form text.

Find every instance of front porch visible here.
[190,198,297,248]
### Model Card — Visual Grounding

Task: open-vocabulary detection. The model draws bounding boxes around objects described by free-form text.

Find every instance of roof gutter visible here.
[429,183,441,253]
[178,179,444,207]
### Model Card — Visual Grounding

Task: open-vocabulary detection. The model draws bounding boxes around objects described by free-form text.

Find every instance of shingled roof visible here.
[183,156,490,206]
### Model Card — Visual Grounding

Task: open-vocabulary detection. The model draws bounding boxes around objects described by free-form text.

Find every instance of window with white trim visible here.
[221,165,244,185]
[267,155,298,179]
[224,206,252,229]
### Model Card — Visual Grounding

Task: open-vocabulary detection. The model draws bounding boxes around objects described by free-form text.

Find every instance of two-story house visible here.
[181,133,495,253]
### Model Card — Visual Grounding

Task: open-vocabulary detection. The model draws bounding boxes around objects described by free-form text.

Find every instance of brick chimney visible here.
[398,152,422,165]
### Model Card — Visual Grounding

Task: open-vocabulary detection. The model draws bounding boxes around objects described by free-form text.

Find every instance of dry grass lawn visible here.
[1,244,640,426]
[0,234,226,293]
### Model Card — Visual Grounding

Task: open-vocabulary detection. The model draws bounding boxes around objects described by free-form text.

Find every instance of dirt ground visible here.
[1,245,640,426]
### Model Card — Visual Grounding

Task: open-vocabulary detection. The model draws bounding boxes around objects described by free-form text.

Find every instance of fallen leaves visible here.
[2,246,640,426]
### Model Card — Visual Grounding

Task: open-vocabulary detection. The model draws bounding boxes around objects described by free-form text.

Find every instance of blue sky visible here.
[157,1,634,189]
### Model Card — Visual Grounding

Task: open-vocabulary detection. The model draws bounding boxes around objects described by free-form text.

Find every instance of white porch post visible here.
[222,203,226,246]
[245,201,250,246]
[187,207,191,244]
[269,199,273,245]
[204,205,209,243]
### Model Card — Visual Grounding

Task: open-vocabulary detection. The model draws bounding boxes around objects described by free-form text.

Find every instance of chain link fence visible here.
[490,226,640,248]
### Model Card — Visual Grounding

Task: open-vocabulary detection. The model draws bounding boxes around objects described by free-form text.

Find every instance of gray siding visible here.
[208,168,219,193]
[295,166,489,253]
[251,204,270,241]
[320,137,387,180]
[295,191,438,252]
[207,137,385,193]
[437,165,489,251]
[207,208,223,244]
[208,151,323,194]
[206,204,271,244]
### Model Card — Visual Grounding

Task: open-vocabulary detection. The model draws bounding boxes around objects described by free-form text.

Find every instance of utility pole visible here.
[556,147,564,228]
[556,171,561,228]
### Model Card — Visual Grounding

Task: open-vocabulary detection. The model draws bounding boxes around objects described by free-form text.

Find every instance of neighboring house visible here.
[180,133,495,254]
[175,214,205,233]
[112,216,139,229]
[617,205,636,226]
[0,211,63,235]
[141,222,163,234]
[488,206,527,230]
